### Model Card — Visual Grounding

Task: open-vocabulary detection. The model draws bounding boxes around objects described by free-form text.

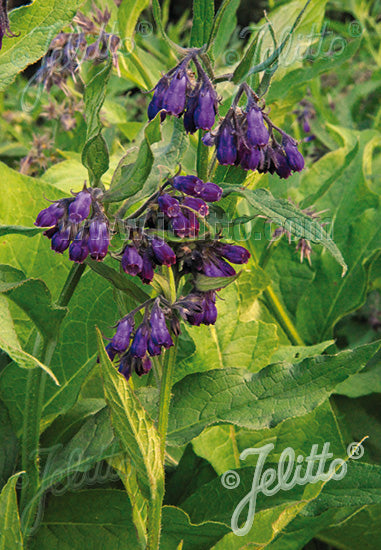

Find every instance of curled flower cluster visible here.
[35,185,110,262]
[106,299,174,380]
[148,53,218,134]
[203,84,305,178]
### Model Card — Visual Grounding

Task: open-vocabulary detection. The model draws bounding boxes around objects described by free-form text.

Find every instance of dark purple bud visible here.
[163,67,188,116]
[216,243,251,264]
[136,356,152,376]
[172,175,201,195]
[239,145,261,171]
[118,353,132,380]
[151,238,176,266]
[139,251,155,284]
[69,230,89,263]
[112,316,135,353]
[216,121,237,165]
[148,76,170,121]
[303,119,311,133]
[88,217,109,260]
[149,302,173,348]
[203,293,217,325]
[122,245,143,276]
[202,132,216,147]
[35,202,65,227]
[273,148,292,179]
[246,105,269,147]
[148,338,162,356]
[283,138,305,172]
[194,81,217,131]
[68,190,92,223]
[203,257,236,277]
[182,196,209,216]
[171,212,190,238]
[158,194,181,218]
[105,343,117,362]
[196,181,223,202]
[130,324,149,358]
[183,91,198,134]
[51,226,71,253]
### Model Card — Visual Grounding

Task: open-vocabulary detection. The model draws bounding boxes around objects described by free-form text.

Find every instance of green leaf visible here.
[97,329,164,501]
[118,0,150,51]
[0,295,59,385]
[167,342,379,445]
[233,187,347,275]
[190,0,215,48]
[194,272,240,292]
[0,401,19,491]
[0,473,23,550]
[161,506,229,550]
[270,340,334,363]
[206,0,240,57]
[82,62,112,185]
[0,226,42,238]
[105,115,162,203]
[0,265,66,342]
[175,282,278,382]
[0,0,84,92]
[28,489,142,550]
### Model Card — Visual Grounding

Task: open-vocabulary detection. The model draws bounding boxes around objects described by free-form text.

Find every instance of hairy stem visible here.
[20,263,87,538]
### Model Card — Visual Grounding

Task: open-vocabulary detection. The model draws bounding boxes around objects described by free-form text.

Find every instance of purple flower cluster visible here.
[120,175,223,283]
[106,300,173,380]
[148,54,218,134]
[35,186,110,262]
[203,87,304,178]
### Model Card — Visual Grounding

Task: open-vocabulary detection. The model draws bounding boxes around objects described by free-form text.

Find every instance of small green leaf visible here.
[82,62,113,185]
[190,0,215,47]
[194,272,240,292]
[0,226,42,238]
[233,188,347,275]
[104,115,162,203]
[0,473,23,550]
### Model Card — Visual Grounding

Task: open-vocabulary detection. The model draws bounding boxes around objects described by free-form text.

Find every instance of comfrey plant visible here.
[4,1,377,550]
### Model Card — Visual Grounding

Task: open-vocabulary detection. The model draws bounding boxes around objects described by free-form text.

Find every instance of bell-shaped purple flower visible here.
[118,353,133,380]
[135,355,153,376]
[184,210,199,238]
[122,245,143,276]
[246,105,269,147]
[35,202,65,227]
[88,217,109,260]
[112,316,134,352]
[193,81,217,131]
[163,66,188,116]
[272,148,292,179]
[68,190,92,223]
[149,301,173,348]
[139,251,155,284]
[202,132,215,147]
[203,293,217,325]
[203,257,236,277]
[239,145,261,171]
[172,175,200,196]
[171,212,190,238]
[130,323,149,358]
[151,238,176,266]
[105,343,117,362]
[51,226,71,253]
[183,91,198,134]
[148,76,170,121]
[283,137,305,172]
[148,338,162,356]
[158,194,181,218]
[69,230,89,263]
[216,243,251,264]
[182,197,209,217]
[195,181,222,202]
[216,120,237,165]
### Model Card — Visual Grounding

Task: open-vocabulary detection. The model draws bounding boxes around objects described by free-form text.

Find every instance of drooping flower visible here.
[87,216,109,260]
[130,323,149,358]
[149,301,173,348]
[69,229,89,263]
[122,245,143,276]
[111,316,135,352]
[158,194,181,218]
[35,202,66,227]
[151,238,176,266]
[216,243,251,264]
[68,189,92,223]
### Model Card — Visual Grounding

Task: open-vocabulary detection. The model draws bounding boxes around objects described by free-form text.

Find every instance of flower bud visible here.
[193,81,218,131]
[172,175,201,195]
[148,76,170,121]
[163,67,188,116]
[196,181,222,202]
[139,251,155,284]
[149,302,173,348]
[88,217,109,260]
[182,197,209,217]
[69,230,89,263]
[151,238,176,266]
[112,316,134,352]
[283,137,305,172]
[216,243,250,264]
[51,226,71,253]
[158,194,181,218]
[216,121,237,165]
[130,324,149,358]
[35,202,65,227]
[122,245,143,276]
[68,190,92,223]
[171,212,190,238]
[246,105,269,147]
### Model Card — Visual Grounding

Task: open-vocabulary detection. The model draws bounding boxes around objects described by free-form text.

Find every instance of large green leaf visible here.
[206,0,240,58]
[167,342,379,445]
[190,0,215,47]
[118,0,150,50]
[0,473,23,550]
[0,0,84,91]
[98,330,164,501]
[28,489,142,550]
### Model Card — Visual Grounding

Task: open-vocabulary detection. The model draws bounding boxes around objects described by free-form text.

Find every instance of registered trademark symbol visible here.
[347,441,365,459]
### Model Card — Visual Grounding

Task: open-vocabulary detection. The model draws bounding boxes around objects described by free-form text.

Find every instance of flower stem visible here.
[20,263,87,537]
[157,342,178,462]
